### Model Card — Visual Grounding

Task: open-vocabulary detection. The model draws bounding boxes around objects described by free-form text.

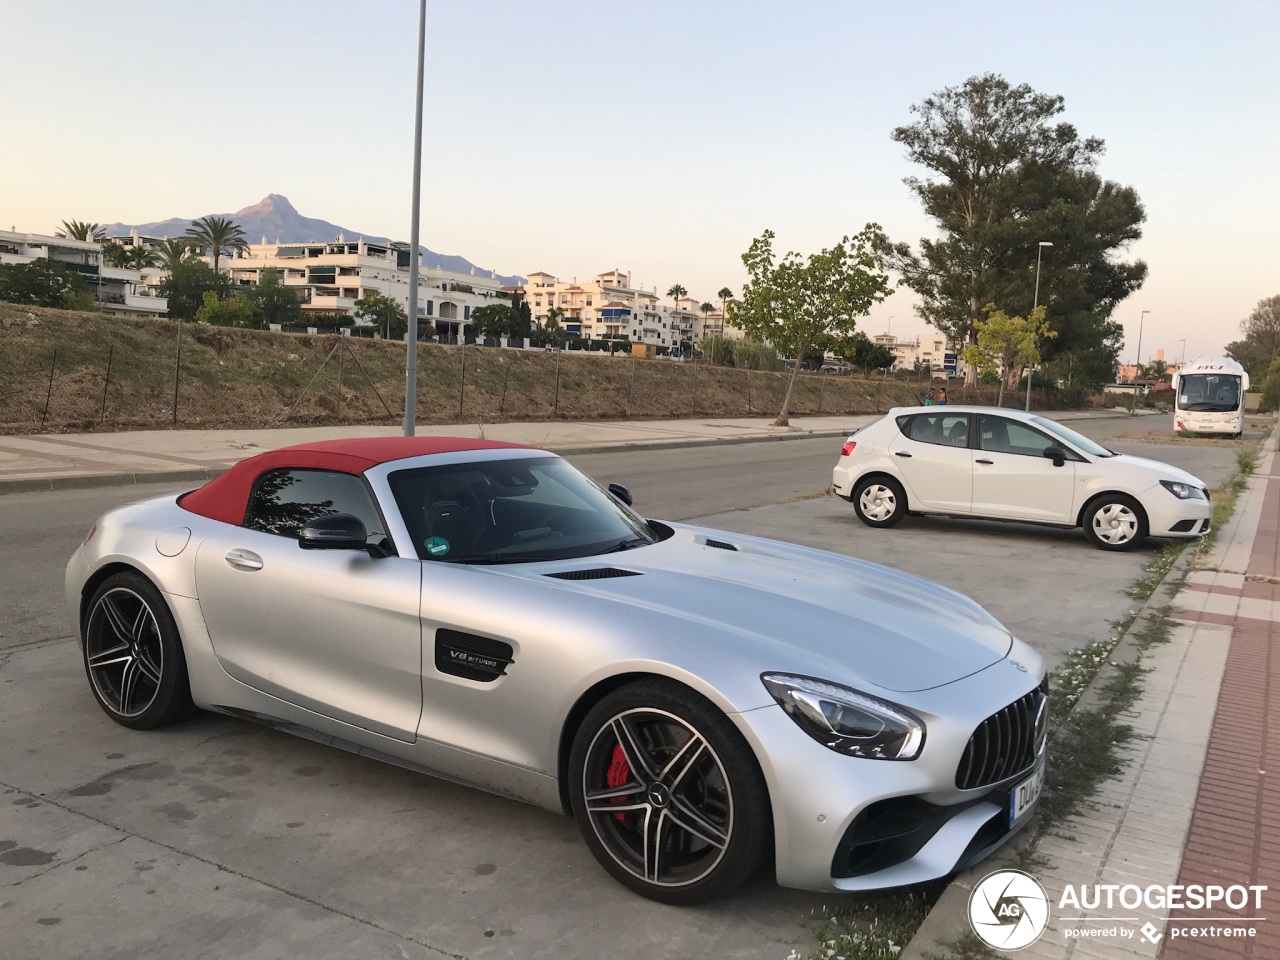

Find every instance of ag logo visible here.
[968,869,1049,951]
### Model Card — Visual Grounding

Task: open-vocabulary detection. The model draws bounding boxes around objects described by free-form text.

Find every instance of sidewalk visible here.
[0,408,1153,494]
[901,422,1279,960]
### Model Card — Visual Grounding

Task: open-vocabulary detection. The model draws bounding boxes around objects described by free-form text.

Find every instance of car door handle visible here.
[224,549,263,572]
[975,459,994,465]
[894,451,912,458]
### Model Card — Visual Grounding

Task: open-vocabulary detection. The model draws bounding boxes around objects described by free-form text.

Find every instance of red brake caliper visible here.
[607,743,631,823]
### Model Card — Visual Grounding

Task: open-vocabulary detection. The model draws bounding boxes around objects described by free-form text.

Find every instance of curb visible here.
[0,408,1169,497]
[0,429,857,496]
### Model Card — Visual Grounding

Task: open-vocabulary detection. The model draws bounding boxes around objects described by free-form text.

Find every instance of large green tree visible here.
[729,227,893,425]
[470,303,519,339]
[832,331,895,373]
[246,268,302,327]
[159,259,230,320]
[880,74,1145,383]
[185,215,247,273]
[1225,295,1280,381]
[0,259,94,309]
[352,290,408,339]
[125,245,159,271]
[100,239,131,268]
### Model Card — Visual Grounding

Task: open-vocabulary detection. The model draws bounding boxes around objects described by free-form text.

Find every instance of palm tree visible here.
[60,220,105,241]
[126,245,160,270]
[717,286,733,329]
[155,237,194,272]
[666,284,689,353]
[185,215,247,274]
[100,239,131,268]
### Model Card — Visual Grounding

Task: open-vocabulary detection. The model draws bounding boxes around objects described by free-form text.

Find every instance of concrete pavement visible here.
[0,409,1157,494]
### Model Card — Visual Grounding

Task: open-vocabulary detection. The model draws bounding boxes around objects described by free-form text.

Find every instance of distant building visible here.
[0,229,168,317]
[513,270,728,351]
[219,240,508,339]
[871,332,966,377]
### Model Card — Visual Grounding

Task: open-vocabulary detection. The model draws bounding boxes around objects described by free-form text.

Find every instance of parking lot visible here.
[0,413,1263,960]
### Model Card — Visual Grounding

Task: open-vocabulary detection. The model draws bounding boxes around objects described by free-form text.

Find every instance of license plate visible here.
[1009,763,1044,826]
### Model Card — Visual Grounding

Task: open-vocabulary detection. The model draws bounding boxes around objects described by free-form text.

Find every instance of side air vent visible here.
[705,538,738,551]
[545,567,642,581]
[435,629,514,683]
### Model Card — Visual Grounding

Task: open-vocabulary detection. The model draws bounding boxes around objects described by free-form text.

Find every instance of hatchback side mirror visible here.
[607,483,633,507]
[1043,445,1067,468]
[299,513,368,550]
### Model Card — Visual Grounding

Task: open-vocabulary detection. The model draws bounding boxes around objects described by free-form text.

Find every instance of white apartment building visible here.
[0,229,168,317]
[872,331,966,376]
[517,270,727,351]
[220,239,508,339]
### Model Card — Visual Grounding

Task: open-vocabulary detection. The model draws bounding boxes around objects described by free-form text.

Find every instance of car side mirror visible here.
[607,483,633,507]
[298,513,368,550]
[1043,445,1067,468]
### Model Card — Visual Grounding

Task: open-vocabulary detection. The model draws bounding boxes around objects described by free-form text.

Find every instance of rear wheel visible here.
[852,476,908,528]
[1082,495,1148,551]
[568,680,770,904]
[82,572,193,729]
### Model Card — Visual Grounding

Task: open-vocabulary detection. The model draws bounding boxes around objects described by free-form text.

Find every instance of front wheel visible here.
[568,680,770,904]
[852,476,908,528]
[1082,495,1148,551]
[82,572,194,729]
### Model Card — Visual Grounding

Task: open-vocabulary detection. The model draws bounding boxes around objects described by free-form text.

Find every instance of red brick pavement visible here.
[1163,459,1280,960]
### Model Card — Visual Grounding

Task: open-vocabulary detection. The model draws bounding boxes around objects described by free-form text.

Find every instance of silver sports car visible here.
[65,437,1048,903]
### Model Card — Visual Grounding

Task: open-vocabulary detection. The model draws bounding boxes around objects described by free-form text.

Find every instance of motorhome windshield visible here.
[1177,373,1241,412]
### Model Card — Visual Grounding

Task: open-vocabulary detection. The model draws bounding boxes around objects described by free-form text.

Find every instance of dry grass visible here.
[1,303,1011,434]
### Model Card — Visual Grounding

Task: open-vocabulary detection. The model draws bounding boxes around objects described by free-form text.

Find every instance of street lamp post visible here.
[1026,241,1053,411]
[1179,338,1187,366]
[402,0,427,436]
[1130,309,1150,415]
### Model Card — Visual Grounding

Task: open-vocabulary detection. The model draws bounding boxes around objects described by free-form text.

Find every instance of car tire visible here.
[82,571,194,729]
[852,476,908,528]
[568,679,770,904]
[1082,494,1148,552]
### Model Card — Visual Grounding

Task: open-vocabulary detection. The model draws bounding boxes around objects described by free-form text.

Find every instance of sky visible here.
[3,0,1278,362]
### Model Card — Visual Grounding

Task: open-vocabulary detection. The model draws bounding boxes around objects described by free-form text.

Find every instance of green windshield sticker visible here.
[424,536,450,556]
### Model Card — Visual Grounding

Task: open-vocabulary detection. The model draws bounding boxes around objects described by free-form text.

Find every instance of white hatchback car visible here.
[831,407,1213,551]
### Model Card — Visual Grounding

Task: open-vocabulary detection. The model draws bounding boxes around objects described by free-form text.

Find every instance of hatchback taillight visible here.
[840,441,857,457]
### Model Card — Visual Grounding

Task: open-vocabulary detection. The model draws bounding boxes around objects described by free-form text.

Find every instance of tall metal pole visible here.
[1130,310,1149,415]
[1026,241,1051,411]
[402,0,427,436]
[1179,338,1187,366]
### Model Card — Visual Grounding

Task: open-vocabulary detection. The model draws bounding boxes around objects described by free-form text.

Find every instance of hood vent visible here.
[546,567,642,581]
[705,538,738,552]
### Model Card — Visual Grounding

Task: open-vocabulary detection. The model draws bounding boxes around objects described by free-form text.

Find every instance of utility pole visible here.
[401,0,427,436]
[1130,309,1150,415]
[1026,241,1052,411]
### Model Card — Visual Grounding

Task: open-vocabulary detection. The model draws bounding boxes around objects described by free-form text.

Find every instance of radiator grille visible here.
[956,680,1048,790]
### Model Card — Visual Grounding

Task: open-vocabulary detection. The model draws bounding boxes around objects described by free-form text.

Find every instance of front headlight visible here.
[1160,480,1206,500]
[761,673,925,760]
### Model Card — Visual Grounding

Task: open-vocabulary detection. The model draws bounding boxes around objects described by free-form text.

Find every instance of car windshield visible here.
[388,456,657,564]
[1029,416,1114,458]
[1177,373,1241,412]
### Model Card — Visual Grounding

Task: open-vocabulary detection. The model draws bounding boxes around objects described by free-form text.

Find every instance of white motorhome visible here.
[1171,356,1250,437]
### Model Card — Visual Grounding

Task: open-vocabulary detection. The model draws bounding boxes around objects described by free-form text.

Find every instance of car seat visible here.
[946,419,969,446]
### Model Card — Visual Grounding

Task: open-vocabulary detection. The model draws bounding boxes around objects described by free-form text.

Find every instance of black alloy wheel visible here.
[569,679,770,904]
[82,572,193,729]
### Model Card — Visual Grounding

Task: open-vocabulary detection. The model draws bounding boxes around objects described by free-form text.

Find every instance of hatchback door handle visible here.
[894,451,912,458]
[976,459,994,465]
[224,549,263,572]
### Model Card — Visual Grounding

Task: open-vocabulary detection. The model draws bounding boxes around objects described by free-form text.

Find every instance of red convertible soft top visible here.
[179,436,530,526]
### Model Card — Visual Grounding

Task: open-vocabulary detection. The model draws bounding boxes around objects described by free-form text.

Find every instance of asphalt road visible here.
[0,412,1265,960]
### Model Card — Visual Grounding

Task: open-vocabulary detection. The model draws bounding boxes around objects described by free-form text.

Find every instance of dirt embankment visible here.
[1,304,1023,434]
